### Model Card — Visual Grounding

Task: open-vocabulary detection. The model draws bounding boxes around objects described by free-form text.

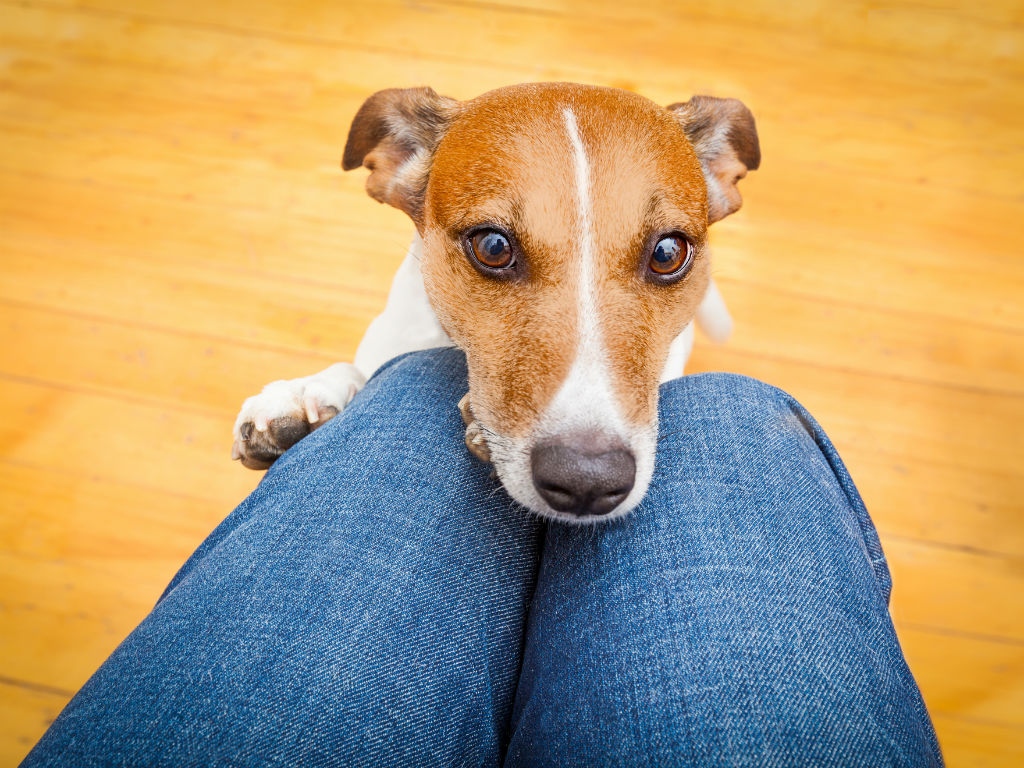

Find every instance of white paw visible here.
[231,363,365,469]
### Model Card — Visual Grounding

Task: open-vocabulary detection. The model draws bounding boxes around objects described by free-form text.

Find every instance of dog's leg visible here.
[233,235,454,469]
[694,277,733,343]
[660,278,733,383]
[660,323,696,383]
[352,235,454,378]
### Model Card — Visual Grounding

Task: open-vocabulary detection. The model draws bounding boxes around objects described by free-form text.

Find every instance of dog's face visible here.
[343,83,759,522]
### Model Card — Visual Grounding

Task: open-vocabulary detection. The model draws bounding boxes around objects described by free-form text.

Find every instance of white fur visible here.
[353,235,453,378]
[695,277,733,344]
[659,277,733,382]
[661,323,696,383]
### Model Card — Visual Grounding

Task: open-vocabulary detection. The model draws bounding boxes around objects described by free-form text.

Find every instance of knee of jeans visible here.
[660,371,794,417]
[658,373,810,450]
[657,371,891,601]
[368,345,467,382]
[657,372,851,508]
[264,346,469,472]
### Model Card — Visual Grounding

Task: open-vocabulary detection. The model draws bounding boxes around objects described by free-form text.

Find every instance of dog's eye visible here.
[648,235,692,279]
[469,230,514,269]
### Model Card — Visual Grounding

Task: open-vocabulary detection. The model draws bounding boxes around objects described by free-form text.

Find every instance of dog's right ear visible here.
[667,95,761,224]
[342,87,460,226]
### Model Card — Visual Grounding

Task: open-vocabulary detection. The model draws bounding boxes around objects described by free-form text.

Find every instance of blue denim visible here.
[22,348,941,767]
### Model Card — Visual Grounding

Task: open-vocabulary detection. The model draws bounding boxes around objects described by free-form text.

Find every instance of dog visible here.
[231,82,759,524]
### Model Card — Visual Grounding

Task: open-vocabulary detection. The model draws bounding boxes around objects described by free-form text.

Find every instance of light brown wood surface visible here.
[1,0,1021,764]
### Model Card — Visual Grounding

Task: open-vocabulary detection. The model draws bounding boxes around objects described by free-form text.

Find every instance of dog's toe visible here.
[233,413,312,469]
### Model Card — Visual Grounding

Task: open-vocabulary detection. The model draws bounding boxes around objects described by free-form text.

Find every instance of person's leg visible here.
[507,373,941,767]
[23,348,543,768]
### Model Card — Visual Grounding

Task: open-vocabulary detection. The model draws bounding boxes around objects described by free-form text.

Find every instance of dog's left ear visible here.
[668,96,761,223]
[342,87,461,226]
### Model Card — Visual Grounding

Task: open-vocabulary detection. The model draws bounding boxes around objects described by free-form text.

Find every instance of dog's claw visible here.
[457,393,474,427]
[458,393,492,463]
[464,421,492,463]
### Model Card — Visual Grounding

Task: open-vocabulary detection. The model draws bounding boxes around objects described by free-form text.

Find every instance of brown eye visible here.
[470,230,514,269]
[648,235,692,278]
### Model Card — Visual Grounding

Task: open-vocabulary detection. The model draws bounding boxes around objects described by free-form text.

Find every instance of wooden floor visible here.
[1,0,1021,764]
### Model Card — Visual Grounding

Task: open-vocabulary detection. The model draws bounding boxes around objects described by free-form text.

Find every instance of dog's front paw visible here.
[232,363,365,470]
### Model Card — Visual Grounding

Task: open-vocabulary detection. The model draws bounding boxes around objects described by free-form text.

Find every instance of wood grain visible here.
[1,0,1021,764]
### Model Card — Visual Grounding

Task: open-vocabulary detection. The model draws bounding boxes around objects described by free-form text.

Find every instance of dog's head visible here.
[343,83,759,523]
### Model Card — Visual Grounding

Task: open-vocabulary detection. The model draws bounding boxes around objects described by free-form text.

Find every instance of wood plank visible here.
[0,460,228,562]
[931,714,1024,768]
[717,277,1024,396]
[0,377,259,505]
[18,0,1024,106]
[0,298,1019,557]
[0,171,406,300]
[687,347,1024,479]
[1,5,1020,330]
[0,169,1021,405]
[12,354,1011,528]
[840,448,1023,560]
[1,552,169,696]
[1,0,1020,221]
[0,300,337,416]
[1,156,1020,336]
[899,626,1024,726]
[2,1,1021,204]
[0,177,1020,397]
[887,538,1024,642]
[0,242,380,357]
[0,680,70,766]
[0,461,231,688]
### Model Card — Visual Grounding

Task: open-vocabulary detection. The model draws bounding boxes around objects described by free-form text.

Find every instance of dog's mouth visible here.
[460,397,657,523]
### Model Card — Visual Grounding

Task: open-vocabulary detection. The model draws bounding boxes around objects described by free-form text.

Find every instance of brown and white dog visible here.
[232,83,759,524]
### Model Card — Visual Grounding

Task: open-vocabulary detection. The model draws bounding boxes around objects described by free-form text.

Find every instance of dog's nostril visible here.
[537,482,575,507]
[531,440,636,517]
[601,487,633,501]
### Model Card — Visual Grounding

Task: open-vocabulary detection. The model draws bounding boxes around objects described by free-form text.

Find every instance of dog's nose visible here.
[531,439,636,517]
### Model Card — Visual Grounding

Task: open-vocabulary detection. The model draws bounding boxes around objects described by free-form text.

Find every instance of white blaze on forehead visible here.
[480,106,658,522]
[537,108,627,440]
[563,108,596,322]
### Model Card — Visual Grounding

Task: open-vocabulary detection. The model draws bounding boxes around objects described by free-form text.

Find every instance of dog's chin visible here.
[484,428,658,525]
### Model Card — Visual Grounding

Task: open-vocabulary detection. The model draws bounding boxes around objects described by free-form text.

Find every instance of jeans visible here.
[22,348,942,767]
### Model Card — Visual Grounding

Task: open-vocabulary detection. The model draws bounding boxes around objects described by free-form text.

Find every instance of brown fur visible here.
[344,82,759,440]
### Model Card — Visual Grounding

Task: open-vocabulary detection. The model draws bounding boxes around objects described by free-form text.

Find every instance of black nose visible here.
[531,439,636,516]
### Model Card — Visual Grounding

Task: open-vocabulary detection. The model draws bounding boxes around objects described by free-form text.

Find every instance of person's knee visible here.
[660,372,800,428]
[656,372,824,476]
[264,346,470,477]
[364,346,468,393]
[652,370,889,597]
